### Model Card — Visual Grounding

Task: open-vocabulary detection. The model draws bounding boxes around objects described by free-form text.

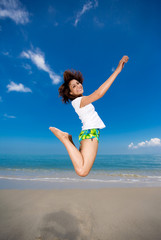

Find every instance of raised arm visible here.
[80,55,129,108]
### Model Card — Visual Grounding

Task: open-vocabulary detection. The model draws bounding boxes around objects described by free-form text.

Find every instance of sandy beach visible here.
[0,188,161,240]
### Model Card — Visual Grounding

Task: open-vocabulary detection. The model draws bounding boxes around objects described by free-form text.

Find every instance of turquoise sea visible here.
[0,154,161,189]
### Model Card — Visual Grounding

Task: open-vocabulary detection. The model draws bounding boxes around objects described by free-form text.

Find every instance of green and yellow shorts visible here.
[78,128,100,143]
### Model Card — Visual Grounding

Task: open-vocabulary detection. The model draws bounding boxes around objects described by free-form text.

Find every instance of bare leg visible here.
[49,127,98,177]
[79,138,98,174]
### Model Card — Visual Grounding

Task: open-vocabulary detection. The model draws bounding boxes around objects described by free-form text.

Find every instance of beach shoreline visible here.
[1,154,161,190]
[1,177,161,189]
[0,187,161,240]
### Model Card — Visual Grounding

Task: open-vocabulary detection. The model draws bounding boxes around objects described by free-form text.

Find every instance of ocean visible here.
[0,154,161,189]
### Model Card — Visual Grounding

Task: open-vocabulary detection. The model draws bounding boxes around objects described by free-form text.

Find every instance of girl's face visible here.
[69,79,84,97]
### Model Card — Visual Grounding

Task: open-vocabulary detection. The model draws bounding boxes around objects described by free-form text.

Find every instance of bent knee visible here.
[76,169,89,177]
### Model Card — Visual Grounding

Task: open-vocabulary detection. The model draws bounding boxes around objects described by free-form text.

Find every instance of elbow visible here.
[95,90,103,99]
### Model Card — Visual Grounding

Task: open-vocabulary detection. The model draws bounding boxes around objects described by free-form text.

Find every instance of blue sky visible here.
[0,0,161,155]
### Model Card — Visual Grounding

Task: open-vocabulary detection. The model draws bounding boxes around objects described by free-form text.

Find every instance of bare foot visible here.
[49,127,74,145]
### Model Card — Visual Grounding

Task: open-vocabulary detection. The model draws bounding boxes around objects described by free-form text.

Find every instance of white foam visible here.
[0,175,161,185]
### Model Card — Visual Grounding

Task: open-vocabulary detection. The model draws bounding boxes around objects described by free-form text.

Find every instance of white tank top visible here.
[71,96,106,131]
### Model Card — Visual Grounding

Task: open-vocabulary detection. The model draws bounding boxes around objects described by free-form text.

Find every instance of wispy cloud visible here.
[128,138,161,149]
[4,113,16,119]
[48,5,56,14]
[0,0,29,24]
[22,63,32,70]
[74,0,98,26]
[21,48,61,84]
[7,81,32,93]
[22,63,32,74]
[93,16,104,28]
[53,21,59,27]
[2,51,10,56]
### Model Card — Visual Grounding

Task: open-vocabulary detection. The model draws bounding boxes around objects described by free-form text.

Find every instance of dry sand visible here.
[0,188,161,240]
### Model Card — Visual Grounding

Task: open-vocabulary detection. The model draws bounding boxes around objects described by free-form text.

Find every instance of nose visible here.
[77,86,82,90]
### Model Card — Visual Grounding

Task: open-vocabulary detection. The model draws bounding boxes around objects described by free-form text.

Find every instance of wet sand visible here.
[0,188,161,240]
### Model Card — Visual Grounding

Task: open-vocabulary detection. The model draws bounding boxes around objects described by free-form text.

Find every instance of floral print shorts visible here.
[78,128,100,143]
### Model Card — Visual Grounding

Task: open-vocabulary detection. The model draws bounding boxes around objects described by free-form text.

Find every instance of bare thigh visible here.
[79,138,98,173]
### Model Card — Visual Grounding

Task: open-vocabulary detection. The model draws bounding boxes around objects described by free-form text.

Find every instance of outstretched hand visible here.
[116,56,129,73]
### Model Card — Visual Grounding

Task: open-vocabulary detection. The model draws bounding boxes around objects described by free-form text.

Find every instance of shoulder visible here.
[71,96,83,109]
[80,91,100,108]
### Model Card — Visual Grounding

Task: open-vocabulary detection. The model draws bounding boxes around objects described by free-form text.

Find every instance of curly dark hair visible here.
[58,69,84,104]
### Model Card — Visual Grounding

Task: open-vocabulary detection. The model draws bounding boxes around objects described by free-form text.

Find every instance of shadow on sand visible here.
[39,210,94,240]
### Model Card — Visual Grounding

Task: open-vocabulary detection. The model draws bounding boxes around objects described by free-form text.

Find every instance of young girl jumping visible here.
[49,55,129,177]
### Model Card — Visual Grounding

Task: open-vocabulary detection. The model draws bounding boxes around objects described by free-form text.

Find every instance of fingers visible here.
[119,56,129,65]
[122,55,129,62]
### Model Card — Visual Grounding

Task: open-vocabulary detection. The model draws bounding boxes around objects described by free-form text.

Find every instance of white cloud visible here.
[4,113,16,119]
[7,81,32,92]
[74,0,98,27]
[128,138,161,149]
[0,0,29,24]
[21,49,61,84]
